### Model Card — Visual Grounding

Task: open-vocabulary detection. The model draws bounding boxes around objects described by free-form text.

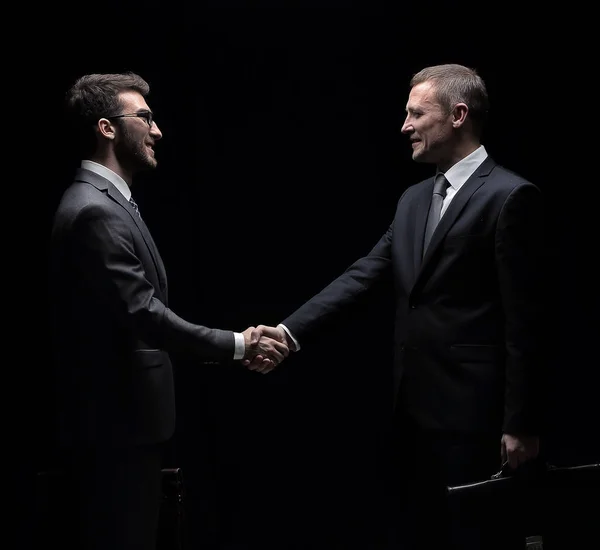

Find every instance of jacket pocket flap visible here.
[450,344,500,362]
[132,349,165,369]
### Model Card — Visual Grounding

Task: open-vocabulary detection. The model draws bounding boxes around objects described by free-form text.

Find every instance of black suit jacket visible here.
[281,156,545,435]
[49,168,236,447]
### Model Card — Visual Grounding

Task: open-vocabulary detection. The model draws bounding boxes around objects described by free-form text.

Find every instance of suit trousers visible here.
[385,411,524,550]
[62,442,166,550]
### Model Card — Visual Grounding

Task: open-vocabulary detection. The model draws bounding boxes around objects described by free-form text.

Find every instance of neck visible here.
[438,139,480,173]
[89,152,134,186]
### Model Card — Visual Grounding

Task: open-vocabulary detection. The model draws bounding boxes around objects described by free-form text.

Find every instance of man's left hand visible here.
[501,433,540,470]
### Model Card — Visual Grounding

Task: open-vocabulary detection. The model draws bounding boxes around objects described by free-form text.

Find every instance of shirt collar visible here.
[438,145,488,192]
[81,160,131,201]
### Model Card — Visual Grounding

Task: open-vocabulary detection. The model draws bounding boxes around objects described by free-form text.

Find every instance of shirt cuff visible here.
[233,332,245,360]
[278,323,300,351]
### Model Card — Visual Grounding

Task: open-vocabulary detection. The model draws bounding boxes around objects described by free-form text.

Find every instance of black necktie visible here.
[129,197,141,218]
[423,173,449,256]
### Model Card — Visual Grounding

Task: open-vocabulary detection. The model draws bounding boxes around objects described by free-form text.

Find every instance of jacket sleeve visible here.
[495,182,546,435]
[71,203,235,360]
[281,223,393,341]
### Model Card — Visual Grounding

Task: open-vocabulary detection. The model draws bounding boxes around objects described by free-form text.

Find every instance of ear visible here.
[97,118,117,140]
[452,103,469,128]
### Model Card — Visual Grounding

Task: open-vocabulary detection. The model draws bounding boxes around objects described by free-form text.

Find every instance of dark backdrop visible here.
[11,5,597,550]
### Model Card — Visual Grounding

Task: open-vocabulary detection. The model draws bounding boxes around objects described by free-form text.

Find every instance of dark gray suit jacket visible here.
[50,168,235,447]
[282,156,545,436]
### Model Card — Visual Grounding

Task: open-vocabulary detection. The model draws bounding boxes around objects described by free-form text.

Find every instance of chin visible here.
[144,157,158,169]
[413,150,435,164]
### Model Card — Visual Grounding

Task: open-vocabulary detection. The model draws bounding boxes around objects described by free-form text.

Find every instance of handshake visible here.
[240,324,295,374]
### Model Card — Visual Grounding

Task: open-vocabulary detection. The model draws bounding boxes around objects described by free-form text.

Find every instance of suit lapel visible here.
[413,157,495,285]
[123,196,169,300]
[413,176,435,274]
[75,169,168,300]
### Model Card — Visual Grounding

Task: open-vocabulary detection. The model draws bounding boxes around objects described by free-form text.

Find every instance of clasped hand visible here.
[240,325,292,374]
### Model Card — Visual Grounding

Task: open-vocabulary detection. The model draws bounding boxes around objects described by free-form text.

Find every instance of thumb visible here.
[250,326,262,345]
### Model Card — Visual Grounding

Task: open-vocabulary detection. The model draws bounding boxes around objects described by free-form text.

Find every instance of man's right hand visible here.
[241,325,289,374]
[241,325,292,374]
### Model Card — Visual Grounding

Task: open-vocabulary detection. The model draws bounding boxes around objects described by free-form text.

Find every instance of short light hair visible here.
[410,64,489,137]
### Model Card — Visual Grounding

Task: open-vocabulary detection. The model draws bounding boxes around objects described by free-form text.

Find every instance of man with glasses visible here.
[48,72,286,550]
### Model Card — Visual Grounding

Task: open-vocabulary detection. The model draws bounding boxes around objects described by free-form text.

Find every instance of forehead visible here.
[117,90,150,112]
[406,81,441,111]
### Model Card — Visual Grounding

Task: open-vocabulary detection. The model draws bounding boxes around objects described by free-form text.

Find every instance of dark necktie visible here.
[129,197,141,218]
[423,173,449,256]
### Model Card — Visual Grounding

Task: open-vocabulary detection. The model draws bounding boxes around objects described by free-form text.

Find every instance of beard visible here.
[114,123,157,174]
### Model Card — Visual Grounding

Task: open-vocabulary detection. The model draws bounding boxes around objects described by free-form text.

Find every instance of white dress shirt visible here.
[438,145,488,217]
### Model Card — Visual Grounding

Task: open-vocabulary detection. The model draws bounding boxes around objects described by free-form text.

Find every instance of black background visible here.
[10,4,597,549]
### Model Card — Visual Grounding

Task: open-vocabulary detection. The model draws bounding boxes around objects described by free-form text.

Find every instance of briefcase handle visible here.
[490,461,516,479]
[491,460,600,480]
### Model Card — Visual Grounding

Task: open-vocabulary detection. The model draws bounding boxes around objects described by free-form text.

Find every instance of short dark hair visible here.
[410,64,489,137]
[65,72,151,156]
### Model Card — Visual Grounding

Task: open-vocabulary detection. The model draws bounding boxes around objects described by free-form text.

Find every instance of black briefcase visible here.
[34,467,186,549]
[447,461,599,549]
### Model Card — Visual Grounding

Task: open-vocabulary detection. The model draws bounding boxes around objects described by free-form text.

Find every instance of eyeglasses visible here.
[106,111,154,127]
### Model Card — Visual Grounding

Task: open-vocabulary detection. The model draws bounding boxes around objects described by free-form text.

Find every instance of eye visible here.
[140,112,153,126]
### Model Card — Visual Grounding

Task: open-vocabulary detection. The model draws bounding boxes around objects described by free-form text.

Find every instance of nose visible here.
[400,117,412,134]
[150,122,162,140]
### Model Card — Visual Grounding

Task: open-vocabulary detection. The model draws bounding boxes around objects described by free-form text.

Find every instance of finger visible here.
[253,357,269,373]
[262,359,280,374]
[500,438,507,465]
[246,355,265,371]
[257,358,274,374]
[507,449,519,470]
[274,340,290,357]
[261,337,287,354]
[267,349,284,364]
[258,325,286,343]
